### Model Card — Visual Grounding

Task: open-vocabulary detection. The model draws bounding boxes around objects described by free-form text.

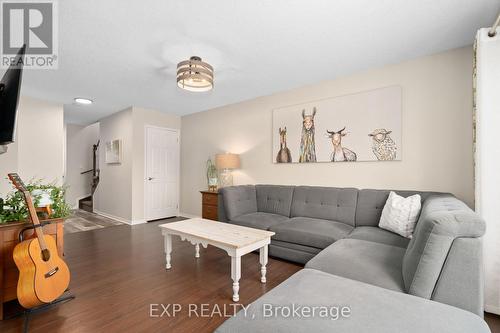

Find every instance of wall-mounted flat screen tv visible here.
[0,45,26,145]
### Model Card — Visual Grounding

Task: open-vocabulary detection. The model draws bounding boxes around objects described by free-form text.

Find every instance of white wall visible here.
[94,107,180,224]
[65,122,100,208]
[180,46,474,216]
[0,96,64,197]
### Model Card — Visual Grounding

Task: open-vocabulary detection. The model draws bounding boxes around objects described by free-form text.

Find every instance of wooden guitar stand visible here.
[15,223,75,333]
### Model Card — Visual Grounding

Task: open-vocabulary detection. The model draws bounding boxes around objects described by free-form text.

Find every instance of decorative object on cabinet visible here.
[215,153,240,187]
[206,158,218,192]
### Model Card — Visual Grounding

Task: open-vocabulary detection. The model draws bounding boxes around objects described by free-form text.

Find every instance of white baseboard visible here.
[485,303,500,315]
[95,210,198,224]
[131,219,147,225]
[179,212,200,219]
[93,209,146,225]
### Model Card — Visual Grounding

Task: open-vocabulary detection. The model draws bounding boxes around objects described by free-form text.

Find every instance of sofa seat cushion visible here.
[216,269,491,333]
[347,226,410,248]
[306,239,405,292]
[270,217,353,249]
[230,212,289,230]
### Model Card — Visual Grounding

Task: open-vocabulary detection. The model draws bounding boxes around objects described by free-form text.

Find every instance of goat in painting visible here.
[326,127,357,162]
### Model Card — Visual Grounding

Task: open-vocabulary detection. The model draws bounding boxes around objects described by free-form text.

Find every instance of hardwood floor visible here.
[0,218,301,332]
[0,218,499,332]
[487,313,500,333]
[64,210,123,234]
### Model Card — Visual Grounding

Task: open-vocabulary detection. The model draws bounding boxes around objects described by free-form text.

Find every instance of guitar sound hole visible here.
[41,249,51,262]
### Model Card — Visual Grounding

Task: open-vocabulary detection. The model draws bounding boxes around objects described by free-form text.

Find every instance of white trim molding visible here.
[179,212,200,219]
[94,209,147,225]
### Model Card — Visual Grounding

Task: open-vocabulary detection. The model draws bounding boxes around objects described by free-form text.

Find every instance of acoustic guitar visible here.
[8,173,70,309]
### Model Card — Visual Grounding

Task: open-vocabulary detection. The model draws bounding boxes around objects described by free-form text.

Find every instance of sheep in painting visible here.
[369,128,397,161]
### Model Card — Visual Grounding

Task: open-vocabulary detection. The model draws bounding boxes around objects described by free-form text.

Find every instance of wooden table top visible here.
[0,217,64,229]
[159,218,275,249]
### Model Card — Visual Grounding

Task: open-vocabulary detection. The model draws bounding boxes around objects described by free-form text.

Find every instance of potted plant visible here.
[0,180,71,224]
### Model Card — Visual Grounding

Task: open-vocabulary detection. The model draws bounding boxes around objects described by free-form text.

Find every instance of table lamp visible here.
[215,153,240,187]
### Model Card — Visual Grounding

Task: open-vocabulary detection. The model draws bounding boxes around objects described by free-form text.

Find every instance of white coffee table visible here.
[159,218,275,302]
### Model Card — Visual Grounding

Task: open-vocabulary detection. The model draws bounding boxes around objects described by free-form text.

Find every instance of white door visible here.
[145,126,179,221]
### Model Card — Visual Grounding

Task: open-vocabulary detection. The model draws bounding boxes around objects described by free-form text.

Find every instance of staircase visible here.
[78,140,100,213]
[79,196,93,212]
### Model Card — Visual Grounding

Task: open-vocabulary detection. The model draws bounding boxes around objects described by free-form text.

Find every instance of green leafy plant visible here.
[0,179,71,224]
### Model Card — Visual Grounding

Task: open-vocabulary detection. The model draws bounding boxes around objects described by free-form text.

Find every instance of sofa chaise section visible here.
[216,269,491,333]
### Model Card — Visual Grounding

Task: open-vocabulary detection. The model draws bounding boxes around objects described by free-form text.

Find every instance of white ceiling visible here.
[12,0,500,124]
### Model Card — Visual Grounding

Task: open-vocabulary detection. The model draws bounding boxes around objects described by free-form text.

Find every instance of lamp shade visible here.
[177,56,214,92]
[215,153,240,170]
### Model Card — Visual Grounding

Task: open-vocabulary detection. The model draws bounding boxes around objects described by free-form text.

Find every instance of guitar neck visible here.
[7,173,49,251]
[23,193,49,251]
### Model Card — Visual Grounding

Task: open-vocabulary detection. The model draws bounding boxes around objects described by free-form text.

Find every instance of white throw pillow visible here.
[378,191,421,239]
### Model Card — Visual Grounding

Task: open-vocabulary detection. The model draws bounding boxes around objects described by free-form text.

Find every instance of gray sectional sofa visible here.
[216,185,489,333]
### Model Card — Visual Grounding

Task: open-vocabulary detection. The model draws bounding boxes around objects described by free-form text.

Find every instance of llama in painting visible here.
[276,127,292,163]
[369,128,397,160]
[326,127,357,162]
[299,108,317,163]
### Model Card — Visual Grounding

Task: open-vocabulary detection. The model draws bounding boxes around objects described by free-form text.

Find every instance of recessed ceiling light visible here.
[74,98,93,105]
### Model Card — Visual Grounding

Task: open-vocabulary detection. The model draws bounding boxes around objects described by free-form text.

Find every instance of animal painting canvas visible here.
[272,86,402,163]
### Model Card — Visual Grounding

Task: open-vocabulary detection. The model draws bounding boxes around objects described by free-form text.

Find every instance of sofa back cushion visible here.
[256,185,294,217]
[355,189,439,227]
[220,185,257,220]
[402,194,486,299]
[290,186,358,226]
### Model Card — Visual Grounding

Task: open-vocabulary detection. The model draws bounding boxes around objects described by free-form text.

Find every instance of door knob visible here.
[148,177,154,181]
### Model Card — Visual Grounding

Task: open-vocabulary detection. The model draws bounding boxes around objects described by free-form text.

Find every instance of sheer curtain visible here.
[474,26,500,315]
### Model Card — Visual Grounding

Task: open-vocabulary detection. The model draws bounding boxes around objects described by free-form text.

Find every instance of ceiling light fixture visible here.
[74,97,93,105]
[177,56,213,92]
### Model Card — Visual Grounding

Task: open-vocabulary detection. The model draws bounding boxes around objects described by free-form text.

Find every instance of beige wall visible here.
[180,46,474,216]
[0,96,64,197]
[94,107,180,223]
[65,122,100,208]
[94,108,134,222]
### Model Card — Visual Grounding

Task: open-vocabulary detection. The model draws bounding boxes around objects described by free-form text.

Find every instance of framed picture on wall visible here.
[273,86,402,163]
[105,139,122,164]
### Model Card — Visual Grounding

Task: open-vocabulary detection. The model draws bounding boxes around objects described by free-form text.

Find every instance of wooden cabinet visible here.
[201,191,219,221]
[0,218,64,320]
